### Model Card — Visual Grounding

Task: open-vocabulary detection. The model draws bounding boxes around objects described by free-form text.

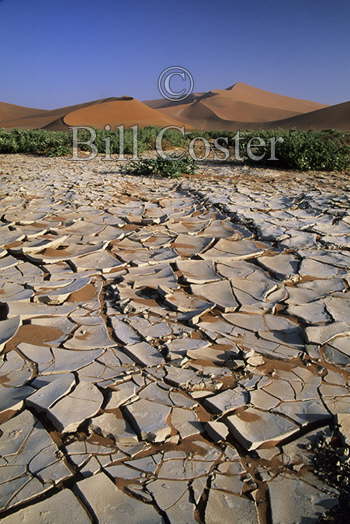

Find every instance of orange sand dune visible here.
[168,98,298,128]
[160,94,350,131]
[147,83,325,114]
[1,82,348,131]
[0,101,48,123]
[64,98,186,129]
[0,97,133,130]
[151,82,328,130]
[166,100,241,130]
[262,100,350,130]
[0,97,186,130]
[145,93,204,110]
[160,100,286,131]
[221,82,326,113]
[200,97,299,123]
[1,113,70,130]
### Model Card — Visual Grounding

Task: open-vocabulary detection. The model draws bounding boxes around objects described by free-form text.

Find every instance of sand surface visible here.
[147,82,335,130]
[1,82,348,130]
[263,99,350,130]
[64,98,185,128]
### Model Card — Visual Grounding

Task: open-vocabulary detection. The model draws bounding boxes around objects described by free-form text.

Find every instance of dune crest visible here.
[0,82,349,130]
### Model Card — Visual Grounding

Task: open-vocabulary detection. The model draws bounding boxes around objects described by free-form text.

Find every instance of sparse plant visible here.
[123,154,196,178]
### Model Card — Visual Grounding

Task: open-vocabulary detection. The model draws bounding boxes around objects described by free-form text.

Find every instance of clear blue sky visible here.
[1,0,349,108]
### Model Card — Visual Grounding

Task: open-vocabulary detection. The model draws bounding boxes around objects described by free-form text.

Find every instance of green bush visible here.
[0,129,71,156]
[234,130,350,171]
[76,126,187,155]
[0,126,188,157]
[182,129,350,171]
[1,127,349,171]
[123,154,196,178]
[138,126,186,149]
[75,127,143,155]
[278,131,349,170]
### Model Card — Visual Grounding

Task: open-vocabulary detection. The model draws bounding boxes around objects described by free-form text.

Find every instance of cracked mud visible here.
[0,155,350,523]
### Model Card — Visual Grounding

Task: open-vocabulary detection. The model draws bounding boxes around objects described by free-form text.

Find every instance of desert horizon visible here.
[1,81,350,131]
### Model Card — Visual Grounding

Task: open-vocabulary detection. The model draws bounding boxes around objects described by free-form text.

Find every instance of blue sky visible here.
[1,0,349,108]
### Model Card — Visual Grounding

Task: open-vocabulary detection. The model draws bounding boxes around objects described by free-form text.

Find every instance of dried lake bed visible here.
[0,154,350,523]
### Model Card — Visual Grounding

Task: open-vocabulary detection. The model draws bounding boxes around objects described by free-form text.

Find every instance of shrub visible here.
[234,130,350,171]
[123,154,196,178]
[0,126,187,158]
[76,126,186,155]
[0,129,71,156]
[279,131,349,170]
[1,127,349,172]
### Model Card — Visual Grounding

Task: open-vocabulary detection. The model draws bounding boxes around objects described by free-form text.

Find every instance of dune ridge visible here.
[1,82,349,130]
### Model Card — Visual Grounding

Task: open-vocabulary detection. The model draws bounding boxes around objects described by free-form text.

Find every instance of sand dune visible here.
[1,82,349,131]
[64,98,185,128]
[166,100,241,130]
[148,82,329,130]
[0,101,48,123]
[0,97,185,130]
[200,97,299,122]
[0,97,128,130]
[263,100,350,130]
[160,99,299,131]
[221,82,325,113]
[145,93,204,110]
[1,113,69,130]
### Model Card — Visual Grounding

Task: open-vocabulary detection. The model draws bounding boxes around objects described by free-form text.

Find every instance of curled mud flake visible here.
[2,155,350,521]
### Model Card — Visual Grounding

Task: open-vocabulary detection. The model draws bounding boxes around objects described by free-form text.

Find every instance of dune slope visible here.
[0,101,48,123]
[263,100,350,130]
[0,97,186,130]
[64,98,185,128]
[150,82,328,130]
